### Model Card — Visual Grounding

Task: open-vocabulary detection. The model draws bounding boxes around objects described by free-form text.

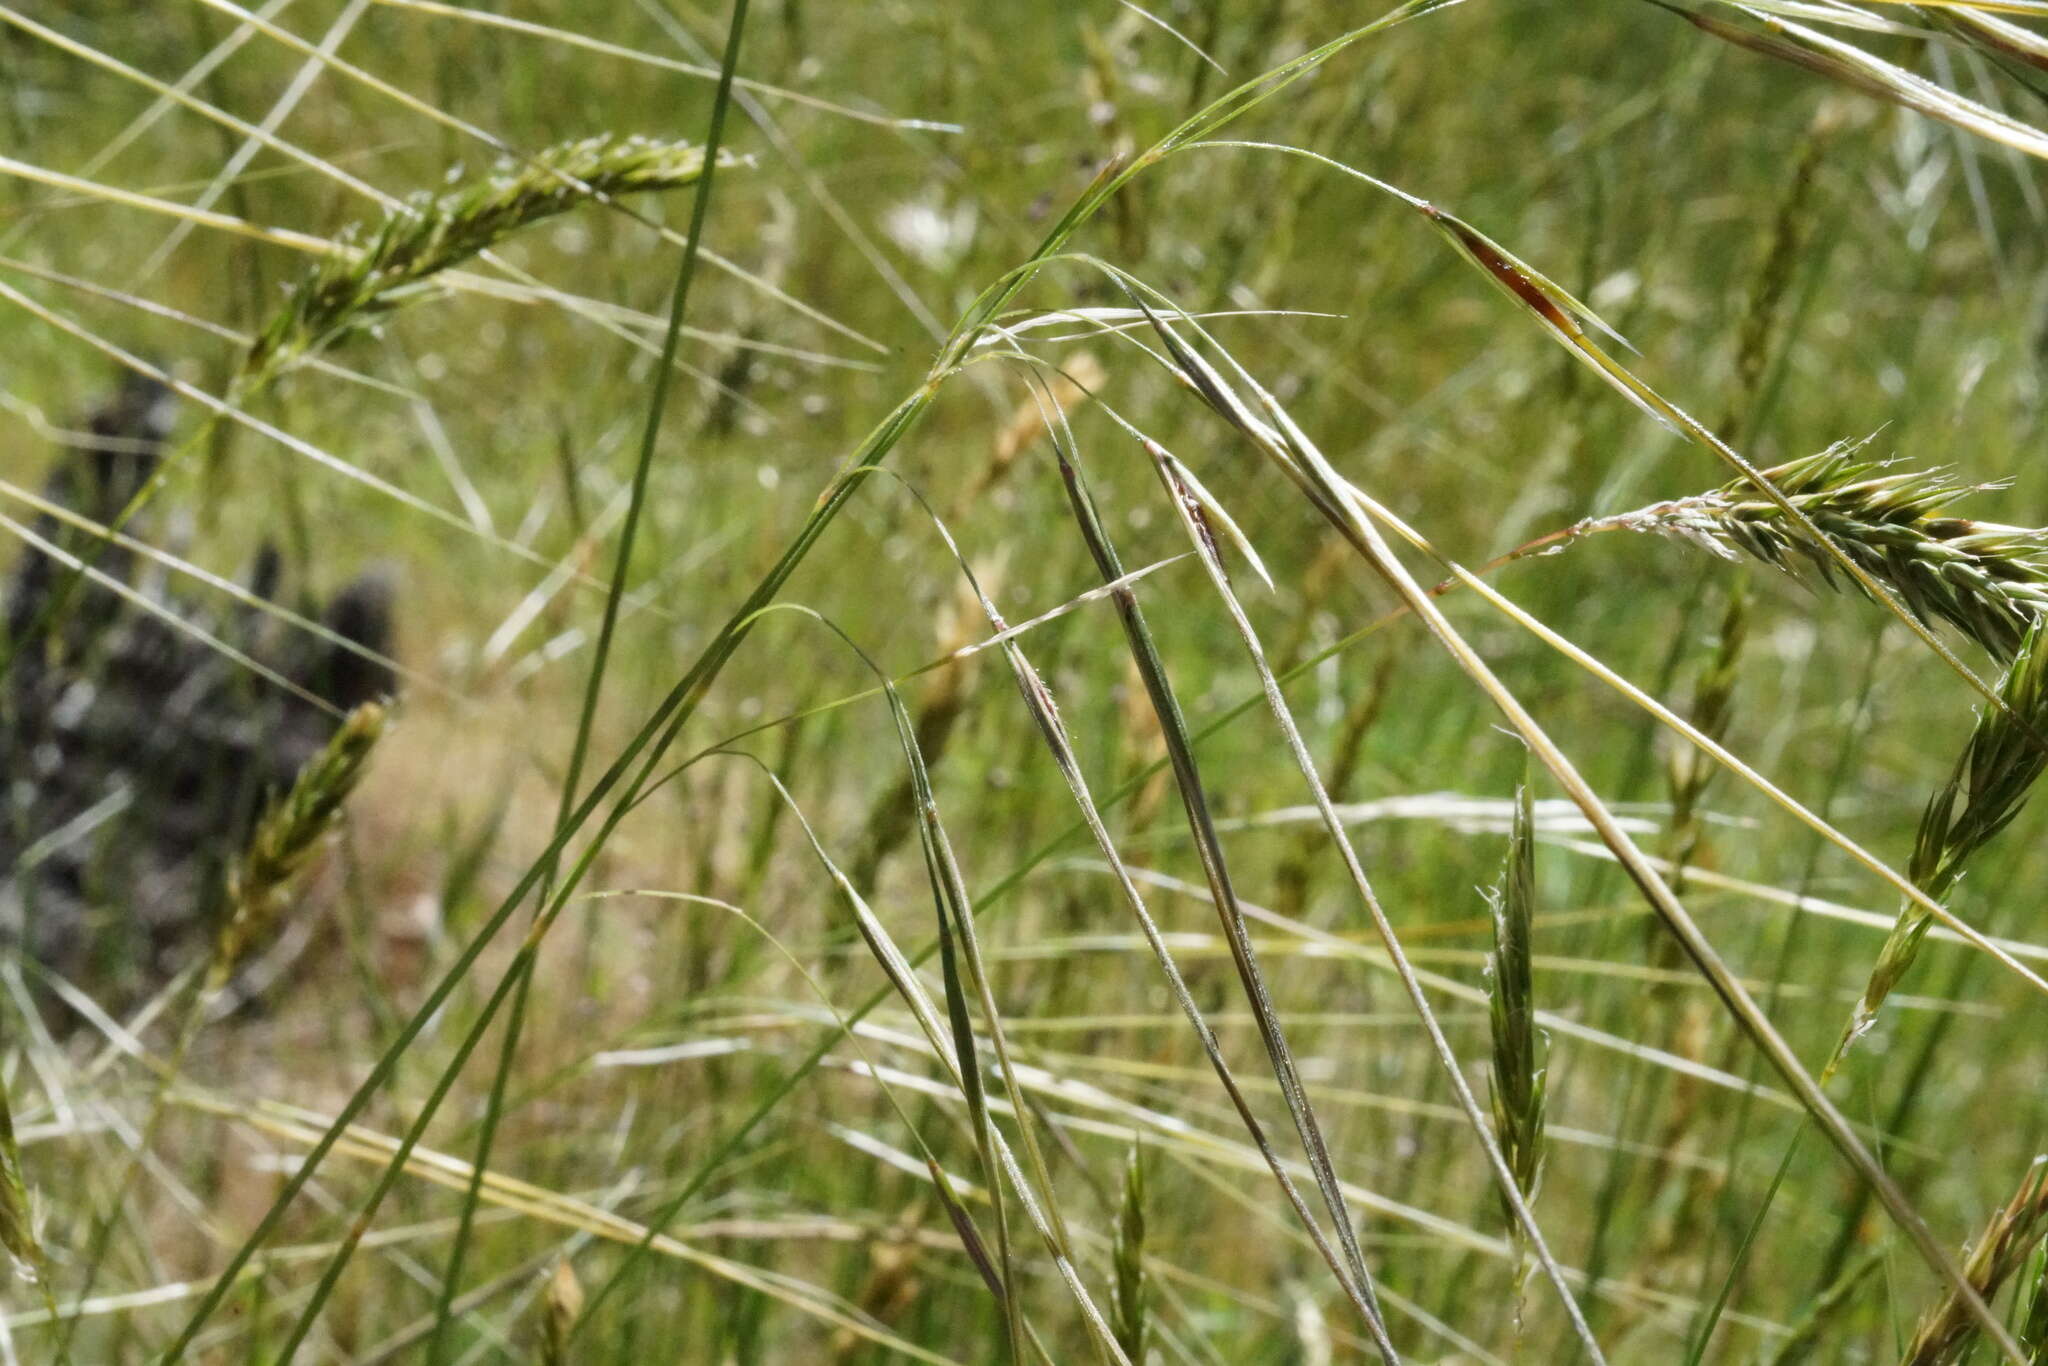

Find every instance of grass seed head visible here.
[540,1257,584,1366]
[1486,778,1546,1225]
[1901,1157,2048,1366]
[0,1081,44,1286]
[1844,619,2048,1055]
[1596,439,2048,660]
[247,134,728,384]
[211,700,387,989]
[1111,1137,1150,1366]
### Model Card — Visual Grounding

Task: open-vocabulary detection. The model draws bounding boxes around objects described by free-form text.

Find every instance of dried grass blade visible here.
[160,1091,968,1364]
[1143,441,1602,1362]
[1052,435,1403,1361]
[864,439,1398,1352]
[1117,293,2018,1356]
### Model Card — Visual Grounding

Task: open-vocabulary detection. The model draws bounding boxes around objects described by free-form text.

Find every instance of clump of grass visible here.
[1900,1158,2048,1366]
[210,700,387,989]
[245,134,730,383]
[1486,777,1546,1287]
[1831,619,2048,1075]
[1583,440,2048,660]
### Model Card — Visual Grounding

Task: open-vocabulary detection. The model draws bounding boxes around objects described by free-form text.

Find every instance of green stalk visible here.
[423,6,752,1363]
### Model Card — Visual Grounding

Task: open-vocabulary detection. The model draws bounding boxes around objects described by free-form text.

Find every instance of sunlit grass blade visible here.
[1672,3,2048,161]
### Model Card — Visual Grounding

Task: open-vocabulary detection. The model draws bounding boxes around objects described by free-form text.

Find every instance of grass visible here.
[5,1,2048,1361]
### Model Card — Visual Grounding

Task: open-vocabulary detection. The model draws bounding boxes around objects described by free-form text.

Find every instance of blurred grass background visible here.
[6,1,2048,1361]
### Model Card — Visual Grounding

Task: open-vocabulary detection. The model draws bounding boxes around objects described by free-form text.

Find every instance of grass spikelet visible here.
[539,1257,584,1366]
[210,700,387,989]
[1900,1158,2048,1366]
[1833,620,2048,1071]
[1588,440,2048,660]
[245,134,729,382]
[0,1079,44,1288]
[1486,777,1547,1247]
[1111,1138,1149,1366]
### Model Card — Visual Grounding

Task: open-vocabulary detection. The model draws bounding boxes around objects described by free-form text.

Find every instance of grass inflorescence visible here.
[1901,1158,2048,1366]
[246,134,731,384]
[1487,777,1547,1231]
[211,700,387,989]
[1590,440,2048,660]
[1110,1138,1149,1366]
[1831,619,2048,1073]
